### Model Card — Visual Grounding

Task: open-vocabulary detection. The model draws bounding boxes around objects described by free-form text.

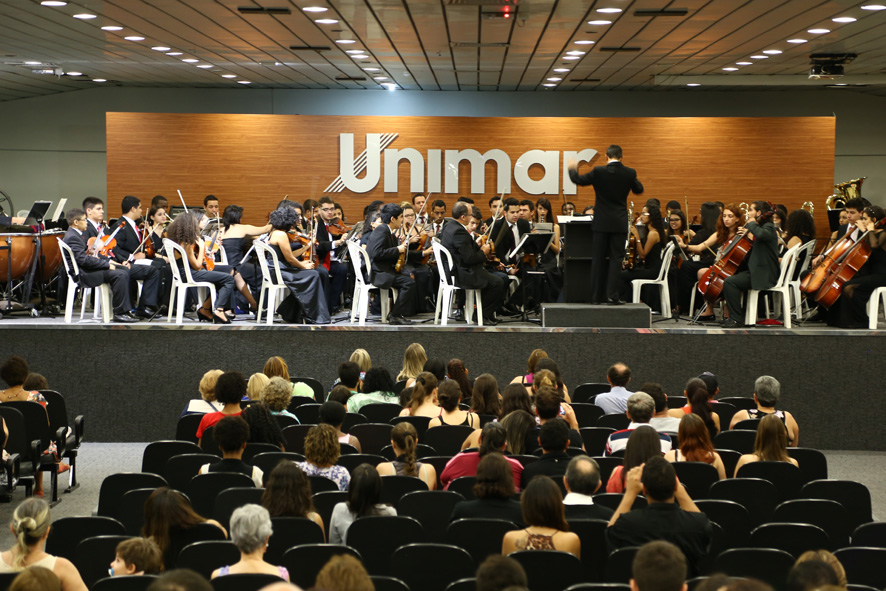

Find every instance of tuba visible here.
[827,177,865,210]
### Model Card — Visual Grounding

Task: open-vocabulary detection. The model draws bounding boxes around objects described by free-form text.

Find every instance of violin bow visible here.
[176,190,189,214]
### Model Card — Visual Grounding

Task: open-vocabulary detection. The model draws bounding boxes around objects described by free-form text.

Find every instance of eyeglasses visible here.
[669,218,681,222]
[320,207,335,212]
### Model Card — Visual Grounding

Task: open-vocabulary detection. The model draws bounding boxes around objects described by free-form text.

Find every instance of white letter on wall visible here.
[514,150,560,195]
[444,149,511,194]
[561,149,599,195]
[427,150,442,193]
[384,148,425,193]
[339,133,381,193]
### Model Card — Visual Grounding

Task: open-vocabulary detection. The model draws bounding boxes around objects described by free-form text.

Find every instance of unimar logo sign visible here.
[325,133,598,196]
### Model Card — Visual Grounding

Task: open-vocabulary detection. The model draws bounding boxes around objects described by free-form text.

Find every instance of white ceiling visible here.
[1,0,885,102]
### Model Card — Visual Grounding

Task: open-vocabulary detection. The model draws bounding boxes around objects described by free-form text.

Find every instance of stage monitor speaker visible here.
[541,303,651,328]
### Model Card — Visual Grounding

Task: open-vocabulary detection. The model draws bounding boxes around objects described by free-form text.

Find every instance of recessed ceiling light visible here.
[686,83,701,87]
[566,50,587,56]
[834,83,848,86]
[182,58,199,63]
[101,25,123,31]
[166,52,183,56]
[315,18,338,24]
[543,83,557,87]
[587,20,612,25]
[787,39,807,44]
[221,74,236,78]
[24,61,41,65]
[73,13,97,19]
[861,4,886,9]
[374,76,388,80]
[40,1,67,6]
[832,16,857,22]
[750,55,769,59]
[124,36,145,41]
[808,28,830,34]
[553,68,570,73]
[151,46,171,52]
[345,49,364,54]
[562,56,581,61]
[597,8,622,13]
[383,83,397,91]
[238,80,252,84]
[736,61,752,65]
[66,71,83,76]
[547,77,562,81]
[350,54,368,59]
[363,67,379,71]
[722,67,738,71]
[335,39,355,44]
[302,6,328,12]
[92,78,106,82]
[762,49,782,55]
[574,40,595,45]
[197,64,212,68]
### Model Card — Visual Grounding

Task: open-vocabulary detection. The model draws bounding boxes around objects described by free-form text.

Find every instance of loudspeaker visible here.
[541,303,651,328]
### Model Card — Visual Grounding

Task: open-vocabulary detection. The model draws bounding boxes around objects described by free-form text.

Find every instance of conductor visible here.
[568,144,644,305]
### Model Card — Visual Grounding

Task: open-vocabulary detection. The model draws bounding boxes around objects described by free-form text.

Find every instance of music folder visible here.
[24,201,52,225]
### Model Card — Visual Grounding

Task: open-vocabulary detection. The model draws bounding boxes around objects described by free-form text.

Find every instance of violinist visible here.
[315,196,350,315]
[772,205,789,254]
[366,203,418,325]
[398,203,435,314]
[830,205,886,329]
[721,201,779,328]
[145,206,170,262]
[199,195,220,230]
[111,196,164,319]
[490,197,530,269]
[485,195,503,228]
[412,194,428,225]
[151,194,169,210]
[428,199,448,237]
[266,206,331,324]
[618,203,664,303]
[333,203,346,226]
[532,197,563,303]
[664,209,695,309]
[82,197,106,241]
[220,204,271,314]
[518,199,535,223]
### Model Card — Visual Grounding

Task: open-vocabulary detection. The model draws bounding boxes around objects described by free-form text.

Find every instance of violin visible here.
[87,234,116,258]
[329,220,353,237]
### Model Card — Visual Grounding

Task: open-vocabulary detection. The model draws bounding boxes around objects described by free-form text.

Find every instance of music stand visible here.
[24,201,52,227]
[506,232,554,324]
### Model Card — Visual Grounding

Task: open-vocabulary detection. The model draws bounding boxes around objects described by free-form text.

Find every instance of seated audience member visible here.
[795,550,847,588]
[242,403,286,449]
[665,414,727,479]
[607,457,712,575]
[497,410,537,456]
[264,356,313,399]
[262,461,325,537]
[734,413,800,476]
[211,505,289,581]
[607,426,664,493]
[442,423,522,491]
[399,372,440,418]
[0,499,87,591]
[669,377,720,439]
[428,380,479,428]
[475,555,528,591]
[146,569,213,591]
[605,392,672,455]
[786,560,839,591]
[470,374,503,419]
[397,343,427,385]
[182,370,224,416]
[198,415,264,486]
[631,541,688,591]
[594,362,633,414]
[314,554,373,591]
[245,373,269,402]
[502,383,534,416]
[447,358,474,403]
[510,348,548,387]
[336,361,362,395]
[450,453,524,526]
[328,385,354,406]
[502,475,581,558]
[296,424,350,491]
[462,384,532,451]
[329,464,395,544]
[643,383,681,434]
[22,373,49,392]
[525,387,583,452]
[346,367,400,413]
[562,456,614,521]
[533,358,571,402]
[109,538,163,576]
[196,371,244,443]
[350,348,372,379]
[520,419,573,491]
[729,375,799,446]
[142,488,227,570]
[261,377,297,420]
[319,400,361,452]
[377,422,437,489]
[9,566,62,591]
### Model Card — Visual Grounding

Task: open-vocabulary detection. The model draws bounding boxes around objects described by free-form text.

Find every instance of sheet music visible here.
[50,198,67,222]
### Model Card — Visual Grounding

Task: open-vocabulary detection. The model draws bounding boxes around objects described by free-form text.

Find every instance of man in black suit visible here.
[490,197,532,267]
[366,203,416,325]
[82,196,106,241]
[112,195,163,318]
[440,201,505,325]
[520,418,572,493]
[563,456,614,522]
[568,144,644,304]
[315,196,349,314]
[428,199,448,238]
[62,209,137,322]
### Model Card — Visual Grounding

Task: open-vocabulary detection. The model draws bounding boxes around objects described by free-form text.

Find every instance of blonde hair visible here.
[527,349,548,374]
[263,356,290,381]
[350,349,372,373]
[315,554,374,591]
[11,498,51,568]
[533,369,557,392]
[796,550,847,587]
[9,566,61,591]
[397,343,427,382]
[198,369,224,402]
[261,376,293,412]
[246,373,270,401]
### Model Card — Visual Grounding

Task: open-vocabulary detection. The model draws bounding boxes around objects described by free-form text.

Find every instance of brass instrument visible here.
[827,177,865,210]
[802,201,815,215]
[625,200,637,270]
[738,202,749,216]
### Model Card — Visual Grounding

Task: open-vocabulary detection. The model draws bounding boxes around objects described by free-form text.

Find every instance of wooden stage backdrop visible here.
[107,113,835,230]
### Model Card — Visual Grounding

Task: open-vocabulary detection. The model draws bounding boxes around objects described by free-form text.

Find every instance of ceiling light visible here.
[597,8,622,13]
[92,78,106,82]
[73,13,97,19]
[221,74,236,78]
[335,39,355,44]
[350,54,368,59]
[547,77,562,81]
[66,71,83,76]
[197,64,213,69]
[587,20,612,25]
[787,39,807,44]
[124,36,145,41]
[345,49,364,54]
[383,83,397,91]
[763,49,782,55]
[687,83,701,87]
[566,51,586,56]
[302,6,328,12]
[722,67,738,71]
[562,56,581,61]
[101,25,123,31]
[238,80,252,84]
[363,67,379,71]
[574,40,595,45]
[374,76,388,80]
[182,58,199,63]
[315,18,338,24]
[808,28,830,34]
[151,46,171,52]
[736,61,752,65]
[750,55,769,59]
[553,68,570,73]
[166,52,183,56]
[861,5,886,9]
[832,16,857,22]
[543,83,557,87]
[40,1,67,5]
[24,61,41,65]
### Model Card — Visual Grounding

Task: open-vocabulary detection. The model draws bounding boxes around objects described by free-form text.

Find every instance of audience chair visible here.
[57,237,114,323]
[166,522,227,570]
[211,573,285,591]
[423,425,475,457]
[142,440,202,475]
[93,575,158,591]
[566,519,610,582]
[380,443,437,461]
[118,488,159,536]
[307,475,339,494]
[282,424,313,454]
[213,487,265,531]
[291,376,325,401]
[398,490,465,543]
[866,286,886,328]
[38,389,84,493]
[242,442,282,463]
[422,455,455,489]
[731,418,761,431]
[787,447,828,482]
[186,472,256,517]
[510,550,583,591]
[175,414,204,444]
[800,479,873,532]
[572,383,611,404]
[273,414,299,430]
[97,473,168,520]
[445,579,477,591]
[708,478,778,526]
[164,453,227,492]
[715,449,741,480]
[711,402,738,430]
[772,498,851,550]
[379,475,429,505]
[672,461,720,500]
[788,239,817,320]
[251,452,305,485]
[595,413,631,430]
[265,516,325,564]
[346,240,393,325]
[45,516,125,561]
[447,476,477,501]
[74,535,133,589]
[392,543,474,591]
[631,242,675,315]
[712,430,756,455]
[252,239,290,324]
[512,454,540,469]
[717,397,756,410]
[372,576,411,591]
[4,400,65,503]
[750,522,830,558]
[0,406,35,496]
[361,403,405,423]
[694,500,752,548]
[604,547,639,584]
[736,461,805,502]
[176,540,240,579]
[282,544,362,590]
[163,239,217,324]
[592,456,623,492]
[294,403,321,425]
[834,547,886,589]
[198,427,223,456]
[346,515,424,576]
[349,423,395,455]
[286,396,316,412]
[391,415,432,439]
[337,453,387,474]
[342,412,368,432]
[312,490,348,533]
[433,240,483,326]
[666,395,688,409]
[852,522,886,548]
[446,518,520,563]
[745,243,801,327]
[713,548,794,591]
[592,493,647,513]
[570,403,605,428]
[580,427,616,456]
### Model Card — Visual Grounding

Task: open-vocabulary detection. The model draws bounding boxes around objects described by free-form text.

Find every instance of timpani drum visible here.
[37,230,65,280]
[0,233,37,282]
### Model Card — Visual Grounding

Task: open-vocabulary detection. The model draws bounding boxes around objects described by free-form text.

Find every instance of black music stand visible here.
[505,232,554,324]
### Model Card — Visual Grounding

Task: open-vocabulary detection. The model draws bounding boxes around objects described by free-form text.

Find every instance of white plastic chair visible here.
[867,286,886,329]
[631,242,675,315]
[787,239,817,320]
[163,239,217,325]
[745,243,800,328]
[252,240,292,325]
[432,240,482,326]
[57,238,112,323]
[346,240,392,325]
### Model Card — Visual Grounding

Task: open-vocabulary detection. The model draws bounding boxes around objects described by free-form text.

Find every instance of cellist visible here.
[721,201,779,328]
[830,205,886,328]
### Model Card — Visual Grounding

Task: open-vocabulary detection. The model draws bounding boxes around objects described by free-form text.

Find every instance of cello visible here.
[800,232,856,294]
[814,216,886,308]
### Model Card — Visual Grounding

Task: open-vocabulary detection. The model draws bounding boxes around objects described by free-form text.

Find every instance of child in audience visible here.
[109,538,163,576]
[198,416,264,486]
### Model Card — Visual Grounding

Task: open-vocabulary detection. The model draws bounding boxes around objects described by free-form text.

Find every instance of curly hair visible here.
[391,422,419,477]
[785,209,817,242]
[241,403,285,448]
[315,553,374,591]
[269,207,298,231]
[261,376,293,412]
[262,461,315,518]
[198,369,224,402]
[165,211,200,245]
[1,355,30,388]
[447,359,473,401]
[715,203,745,246]
[304,423,340,467]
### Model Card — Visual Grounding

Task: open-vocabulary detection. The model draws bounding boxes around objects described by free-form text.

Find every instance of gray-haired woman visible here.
[210,504,289,581]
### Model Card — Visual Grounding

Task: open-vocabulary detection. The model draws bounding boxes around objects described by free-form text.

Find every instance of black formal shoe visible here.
[607,298,627,306]
[805,310,825,323]
[451,309,465,322]
[483,317,499,326]
[697,315,718,322]
[389,316,414,325]
[112,313,139,323]
[722,318,745,328]
[133,309,154,319]
[143,305,165,316]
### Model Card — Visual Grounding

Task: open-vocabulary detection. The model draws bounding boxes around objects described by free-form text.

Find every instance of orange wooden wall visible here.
[107,113,835,232]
